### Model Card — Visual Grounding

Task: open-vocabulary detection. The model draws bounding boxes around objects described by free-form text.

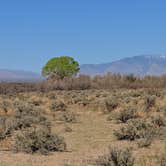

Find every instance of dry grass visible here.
[0,89,165,165]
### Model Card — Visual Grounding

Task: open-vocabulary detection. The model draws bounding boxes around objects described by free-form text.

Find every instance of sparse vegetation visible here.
[0,81,165,165]
[95,146,135,166]
[59,111,77,123]
[14,127,66,154]
[114,119,155,141]
[112,108,138,123]
[144,95,156,111]
[50,100,67,112]
[1,74,166,93]
[105,97,118,112]
[150,114,166,127]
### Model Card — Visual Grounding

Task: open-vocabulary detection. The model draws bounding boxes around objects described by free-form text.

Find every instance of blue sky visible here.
[0,0,166,73]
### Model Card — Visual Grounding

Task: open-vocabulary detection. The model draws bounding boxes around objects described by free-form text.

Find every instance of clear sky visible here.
[0,0,166,73]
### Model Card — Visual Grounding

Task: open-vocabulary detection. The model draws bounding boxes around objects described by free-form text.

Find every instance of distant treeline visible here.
[1,73,166,94]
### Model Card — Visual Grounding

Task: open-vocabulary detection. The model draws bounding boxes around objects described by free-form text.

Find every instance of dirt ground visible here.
[0,89,165,166]
[0,110,164,166]
[0,111,113,166]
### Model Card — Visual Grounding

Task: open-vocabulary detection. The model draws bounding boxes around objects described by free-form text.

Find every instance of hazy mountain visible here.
[0,69,42,82]
[80,55,166,76]
[1,55,166,82]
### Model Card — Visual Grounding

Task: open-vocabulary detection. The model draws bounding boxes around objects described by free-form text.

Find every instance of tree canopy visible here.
[42,56,80,79]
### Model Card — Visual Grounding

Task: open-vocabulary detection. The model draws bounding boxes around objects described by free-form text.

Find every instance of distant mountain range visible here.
[0,69,42,82]
[80,55,166,76]
[0,55,166,82]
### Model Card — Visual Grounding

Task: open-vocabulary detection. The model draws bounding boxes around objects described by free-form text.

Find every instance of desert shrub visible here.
[0,117,25,139]
[14,127,66,154]
[113,108,138,123]
[1,74,166,93]
[96,146,134,166]
[146,88,162,97]
[0,116,6,125]
[137,131,154,148]
[0,101,50,140]
[77,97,90,106]
[125,74,137,83]
[0,100,11,113]
[28,98,43,106]
[72,75,91,90]
[105,97,118,112]
[0,116,7,138]
[129,91,142,97]
[150,115,166,127]
[50,100,67,112]
[60,112,77,123]
[159,156,166,166]
[114,119,155,141]
[144,95,156,111]
[14,101,42,115]
[47,92,57,99]
[158,153,166,166]
[123,97,131,103]
[14,101,50,127]
[157,107,166,113]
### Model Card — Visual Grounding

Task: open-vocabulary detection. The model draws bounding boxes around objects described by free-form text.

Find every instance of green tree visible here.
[42,56,80,79]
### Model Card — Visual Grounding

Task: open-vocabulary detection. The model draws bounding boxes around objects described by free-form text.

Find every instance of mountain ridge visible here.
[80,55,166,76]
[0,69,42,82]
[0,55,166,82]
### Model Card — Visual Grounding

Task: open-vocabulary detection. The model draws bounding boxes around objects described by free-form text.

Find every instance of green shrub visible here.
[14,102,50,129]
[96,146,134,166]
[14,127,66,155]
[0,101,50,140]
[114,119,155,141]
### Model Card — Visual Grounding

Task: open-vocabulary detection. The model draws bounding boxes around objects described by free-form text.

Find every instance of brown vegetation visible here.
[2,73,166,94]
[0,78,165,165]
